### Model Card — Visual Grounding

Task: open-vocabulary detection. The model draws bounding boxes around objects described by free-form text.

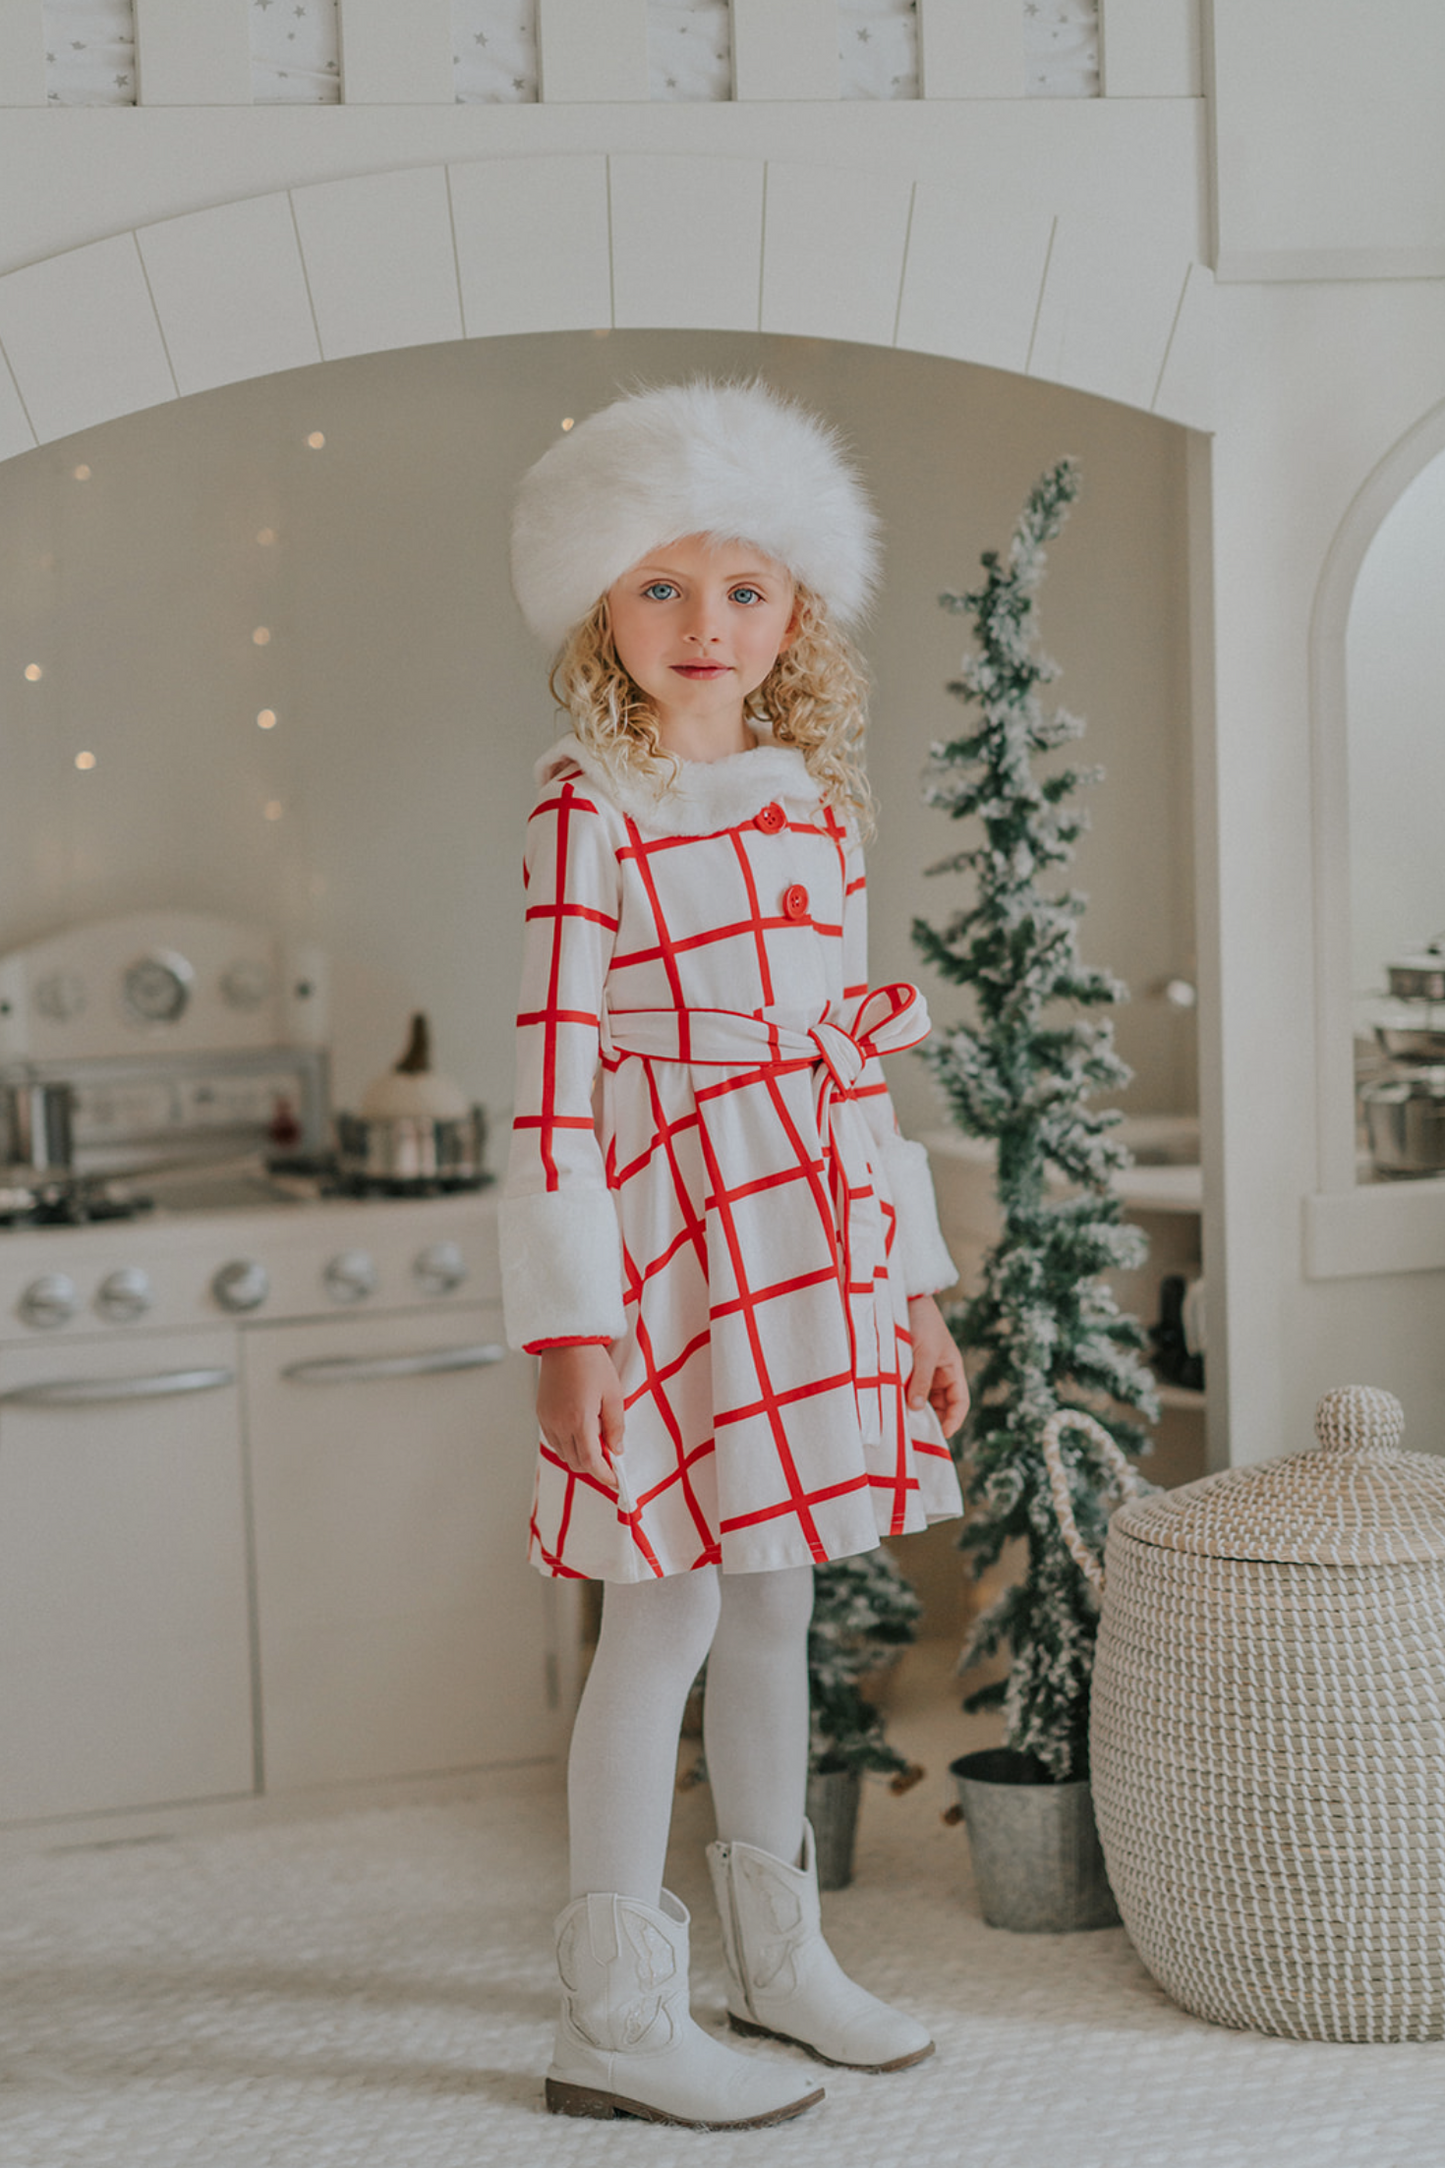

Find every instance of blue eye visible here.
[642,582,678,601]
[731,586,763,606]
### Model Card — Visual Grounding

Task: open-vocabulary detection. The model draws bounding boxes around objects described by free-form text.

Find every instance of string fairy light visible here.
[306,432,325,450]
[23,663,42,681]
[74,751,96,771]
[252,626,272,647]
[257,709,278,731]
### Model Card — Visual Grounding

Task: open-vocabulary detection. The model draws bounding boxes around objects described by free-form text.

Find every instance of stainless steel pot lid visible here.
[1387,939,1445,1003]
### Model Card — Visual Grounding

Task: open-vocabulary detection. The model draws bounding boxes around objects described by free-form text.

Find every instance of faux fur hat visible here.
[509,379,880,652]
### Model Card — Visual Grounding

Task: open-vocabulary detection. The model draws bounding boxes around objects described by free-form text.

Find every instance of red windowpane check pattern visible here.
[508,765,962,1582]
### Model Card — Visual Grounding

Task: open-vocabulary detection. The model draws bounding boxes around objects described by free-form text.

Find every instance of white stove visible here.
[0,914,570,1836]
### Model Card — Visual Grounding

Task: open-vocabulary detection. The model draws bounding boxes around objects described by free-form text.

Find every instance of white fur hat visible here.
[510,379,880,651]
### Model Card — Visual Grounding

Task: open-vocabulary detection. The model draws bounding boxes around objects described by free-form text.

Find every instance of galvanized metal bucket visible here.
[805,1765,861,1891]
[951,1749,1120,1932]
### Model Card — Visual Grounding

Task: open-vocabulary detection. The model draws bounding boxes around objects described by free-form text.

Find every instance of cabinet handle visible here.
[0,1366,235,1407]
[279,1343,507,1386]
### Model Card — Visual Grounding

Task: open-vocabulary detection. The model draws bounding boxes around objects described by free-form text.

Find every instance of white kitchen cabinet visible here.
[0,1328,255,1823]
[242,1303,564,1791]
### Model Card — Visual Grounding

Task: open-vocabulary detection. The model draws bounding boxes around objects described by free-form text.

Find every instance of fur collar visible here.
[535,731,822,838]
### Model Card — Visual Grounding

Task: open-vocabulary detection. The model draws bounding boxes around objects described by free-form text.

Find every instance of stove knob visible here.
[18,1273,77,1330]
[324,1249,377,1305]
[212,1259,270,1313]
[413,1241,468,1297]
[95,1267,153,1324]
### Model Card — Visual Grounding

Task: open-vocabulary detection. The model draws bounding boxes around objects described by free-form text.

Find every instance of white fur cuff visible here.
[498,1188,627,1350]
[880,1136,959,1297]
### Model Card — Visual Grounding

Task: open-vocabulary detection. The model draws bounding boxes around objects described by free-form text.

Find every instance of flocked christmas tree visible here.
[808,1551,922,1786]
[913,460,1159,1783]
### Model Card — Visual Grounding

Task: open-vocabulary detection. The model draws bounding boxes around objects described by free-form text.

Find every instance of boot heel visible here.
[546,2077,618,2119]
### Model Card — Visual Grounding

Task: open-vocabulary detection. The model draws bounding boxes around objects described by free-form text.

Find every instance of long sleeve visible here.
[498,773,627,1350]
[839,824,958,1298]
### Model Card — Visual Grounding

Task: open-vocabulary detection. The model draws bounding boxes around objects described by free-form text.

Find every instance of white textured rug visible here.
[2,1648,1442,2168]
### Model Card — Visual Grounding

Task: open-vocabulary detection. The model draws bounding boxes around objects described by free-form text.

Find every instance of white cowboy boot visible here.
[707,1822,934,2072]
[546,1886,824,2128]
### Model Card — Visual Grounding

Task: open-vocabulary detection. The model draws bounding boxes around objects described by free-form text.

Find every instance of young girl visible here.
[501,380,967,2130]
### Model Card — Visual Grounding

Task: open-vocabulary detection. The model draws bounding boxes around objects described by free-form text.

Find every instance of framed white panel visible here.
[917,0,1023,98]
[1099,0,1201,98]
[1028,219,1186,412]
[611,156,764,331]
[138,194,321,398]
[0,235,175,444]
[537,0,648,102]
[760,162,913,346]
[450,155,611,337]
[732,0,837,100]
[0,354,37,459]
[1304,1185,1445,1280]
[337,0,453,104]
[896,188,1054,373]
[1212,0,1445,267]
[291,167,463,361]
[0,8,45,105]
[1152,260,1213,431]
[133,0,252,104]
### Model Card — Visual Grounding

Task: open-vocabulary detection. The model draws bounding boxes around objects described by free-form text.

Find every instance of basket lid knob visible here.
[1313,1384,1405,1457]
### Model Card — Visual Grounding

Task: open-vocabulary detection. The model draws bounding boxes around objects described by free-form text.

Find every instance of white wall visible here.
[1210,0,1445,278]
[1346,451,1445,996]
[0,329,1194,1138]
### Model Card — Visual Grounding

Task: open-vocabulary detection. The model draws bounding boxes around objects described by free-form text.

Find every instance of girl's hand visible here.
[905,1294,969,1438]
[536,1345,626,1490]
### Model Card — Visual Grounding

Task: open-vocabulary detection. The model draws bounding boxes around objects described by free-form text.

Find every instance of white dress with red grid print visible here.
[500,732,963,1584]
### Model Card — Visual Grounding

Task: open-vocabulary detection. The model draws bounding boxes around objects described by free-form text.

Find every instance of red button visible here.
[782,884,810,922]
[755,802,785,834]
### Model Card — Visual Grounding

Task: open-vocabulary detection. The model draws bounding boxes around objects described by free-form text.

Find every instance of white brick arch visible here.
[0,154,1212,456]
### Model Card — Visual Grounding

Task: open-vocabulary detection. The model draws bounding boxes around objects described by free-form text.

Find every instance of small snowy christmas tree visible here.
[913,460,1159,1783]
[808,1551,922,1785]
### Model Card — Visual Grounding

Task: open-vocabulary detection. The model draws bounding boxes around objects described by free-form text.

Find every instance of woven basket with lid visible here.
[1090,1385,1445,2042]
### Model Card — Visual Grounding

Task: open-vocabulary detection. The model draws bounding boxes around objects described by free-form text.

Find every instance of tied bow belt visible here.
[600,986,932,1445]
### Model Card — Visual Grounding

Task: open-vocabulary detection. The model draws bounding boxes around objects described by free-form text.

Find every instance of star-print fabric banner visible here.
[43,1,135,105]
[649,2,731,101]
[252,0,340,104]
[453,1,539,102]
[38,0,1097,108]
[1024,0,1099,96]
[839,0,918,100]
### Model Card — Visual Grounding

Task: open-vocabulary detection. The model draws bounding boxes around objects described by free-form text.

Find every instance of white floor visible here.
[3,1645,1442,2168]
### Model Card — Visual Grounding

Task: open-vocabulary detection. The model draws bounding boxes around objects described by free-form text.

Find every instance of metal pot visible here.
[1375,1021,1445,1064]
[1362,1068,1445,1178]
[1387,946,1445,1004]
[1,1078,75,1175]
[335,1106,487,1188]
[950,1749,1120,1932]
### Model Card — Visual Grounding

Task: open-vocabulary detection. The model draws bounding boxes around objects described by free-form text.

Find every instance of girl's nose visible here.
[683,601,722,645]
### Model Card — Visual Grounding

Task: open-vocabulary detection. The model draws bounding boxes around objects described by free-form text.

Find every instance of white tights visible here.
[567,1564,815,1906]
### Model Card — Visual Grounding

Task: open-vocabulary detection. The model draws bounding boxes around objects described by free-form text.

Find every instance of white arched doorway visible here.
[1309,393,1445,1199]
[0,154,1212,455]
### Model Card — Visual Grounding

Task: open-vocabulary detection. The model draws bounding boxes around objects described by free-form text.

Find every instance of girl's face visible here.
[605,534,797,759]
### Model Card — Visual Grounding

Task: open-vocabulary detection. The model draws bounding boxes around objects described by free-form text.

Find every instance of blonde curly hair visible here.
[548,584,874,832]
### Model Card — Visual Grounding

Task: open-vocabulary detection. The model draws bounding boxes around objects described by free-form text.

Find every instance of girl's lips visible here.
[672,664,730,678]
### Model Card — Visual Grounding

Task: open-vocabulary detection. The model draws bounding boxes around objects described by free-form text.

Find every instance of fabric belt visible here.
[600,985,932,1444]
